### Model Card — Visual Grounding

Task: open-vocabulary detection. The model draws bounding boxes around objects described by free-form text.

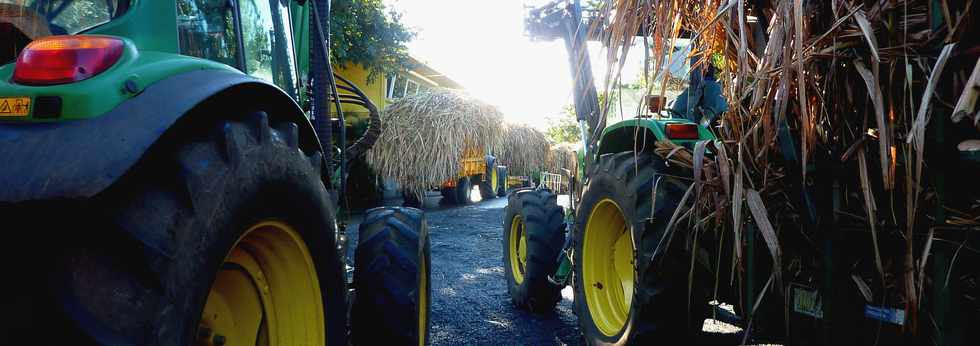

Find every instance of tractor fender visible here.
[0,69,320,203]
[596,124,661,157]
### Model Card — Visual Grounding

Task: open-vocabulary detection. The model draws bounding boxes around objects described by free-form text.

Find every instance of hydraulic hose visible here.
[310,1,346,198]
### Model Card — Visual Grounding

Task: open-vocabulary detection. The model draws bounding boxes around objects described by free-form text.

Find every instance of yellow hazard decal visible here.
[0,97,30,117]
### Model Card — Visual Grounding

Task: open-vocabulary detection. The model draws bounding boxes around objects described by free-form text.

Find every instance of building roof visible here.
[408,56,463,90]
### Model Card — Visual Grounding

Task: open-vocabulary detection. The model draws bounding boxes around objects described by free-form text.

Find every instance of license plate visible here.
[0,97,30,117]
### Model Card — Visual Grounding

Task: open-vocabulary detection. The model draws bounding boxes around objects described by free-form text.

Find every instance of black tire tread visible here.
[503,189,565,313]
[352,206,431,345]
[496,166,508,197]
[479,159,498,200]
[57,111,347,346]
[573,151,712,344]
[454,177,473,205]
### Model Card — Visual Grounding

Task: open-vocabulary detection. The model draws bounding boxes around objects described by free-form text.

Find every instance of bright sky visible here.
[384,0,646,129]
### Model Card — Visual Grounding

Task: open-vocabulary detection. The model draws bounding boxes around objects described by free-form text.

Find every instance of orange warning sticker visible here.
[0,97,30,117]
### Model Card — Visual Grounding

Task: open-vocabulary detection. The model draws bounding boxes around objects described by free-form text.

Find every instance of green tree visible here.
[548,92,622,143]
[545,107,581,144]
[330,0,414,81]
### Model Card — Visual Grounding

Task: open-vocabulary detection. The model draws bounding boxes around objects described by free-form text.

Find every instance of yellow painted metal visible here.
[490,166,498,190]
[509,215,527,284]
[459,145,486,178]
[332,64,387,114]
[506,176,527,189]
[582,199,634,337]
[418,250,428,346]
[443,145,488,188]
[200,221,325,346]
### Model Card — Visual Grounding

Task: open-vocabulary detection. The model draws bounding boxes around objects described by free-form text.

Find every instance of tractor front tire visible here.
[352,207,431,345]
[503,189,565,313]
[573,151,709,344]
[56,112,348,345]
[479,158,499,200]
[479,167,499,200]
[496,166,508,197]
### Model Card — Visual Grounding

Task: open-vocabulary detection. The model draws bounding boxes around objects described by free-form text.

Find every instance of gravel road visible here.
[346,194,582,345]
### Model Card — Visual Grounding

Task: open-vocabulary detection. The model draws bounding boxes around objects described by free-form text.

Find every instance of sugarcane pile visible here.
[547,142,579,176]
[366,89,505,196]
[594,0,978,338]
[497,124,552,176]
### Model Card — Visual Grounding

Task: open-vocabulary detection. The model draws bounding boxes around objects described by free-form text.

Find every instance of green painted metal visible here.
[0,44,233,121]
[0,0,318,121]
[88,0,180,53]
[287,1,312,108]
[291,2,311,82]
[595,117,716,158]
[601,117,714,145]
[0,0,240,121]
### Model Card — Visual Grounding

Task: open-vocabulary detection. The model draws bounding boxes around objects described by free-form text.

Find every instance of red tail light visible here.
[665,123,700,140]
[13,35,124,86]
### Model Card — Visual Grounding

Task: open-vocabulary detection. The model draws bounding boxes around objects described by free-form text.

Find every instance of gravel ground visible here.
[345,193,582,345]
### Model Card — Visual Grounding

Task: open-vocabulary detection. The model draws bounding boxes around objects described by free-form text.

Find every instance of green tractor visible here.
[504,1,726,344]
[0,0,429,345]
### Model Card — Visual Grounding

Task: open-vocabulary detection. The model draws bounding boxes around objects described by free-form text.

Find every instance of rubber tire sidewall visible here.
[572,152,698,345]
[454,177,473,204]
[68,115,349,346]
[352,207,431,345]
[496,166,508,197]
[503,189,565,313]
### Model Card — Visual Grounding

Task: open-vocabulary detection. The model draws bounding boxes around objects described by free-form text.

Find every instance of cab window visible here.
[240,0,297,97]
[176,0,241,69]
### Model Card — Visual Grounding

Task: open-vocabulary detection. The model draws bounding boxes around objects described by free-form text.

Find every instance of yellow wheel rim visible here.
[199,221,325,346]
[490,168,498,192]
[509,214,528,284]
[582,199,634,337]
[418,250,428,346]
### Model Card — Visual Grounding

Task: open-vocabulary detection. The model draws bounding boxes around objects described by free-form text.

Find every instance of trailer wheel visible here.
[496,166,508,197]
[503,189,565,312]
[56,112,348,345]
[352,207,431,345]
[403,190,423,208]
[454,177,474,204]
[440,187,458,205]
[479,164,499,200]
[573,151,709,344]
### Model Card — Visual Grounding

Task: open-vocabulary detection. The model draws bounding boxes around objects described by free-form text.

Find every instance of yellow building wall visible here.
[332,63,453,128]
[333,63,387,114]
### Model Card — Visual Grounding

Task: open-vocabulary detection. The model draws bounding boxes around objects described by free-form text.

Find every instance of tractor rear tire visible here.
[496,166,508,197]
[352,207,431,345]
[503,189,565,313]
[573,151,710,344]
[53,112,348,345]
[454,177,474,205]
